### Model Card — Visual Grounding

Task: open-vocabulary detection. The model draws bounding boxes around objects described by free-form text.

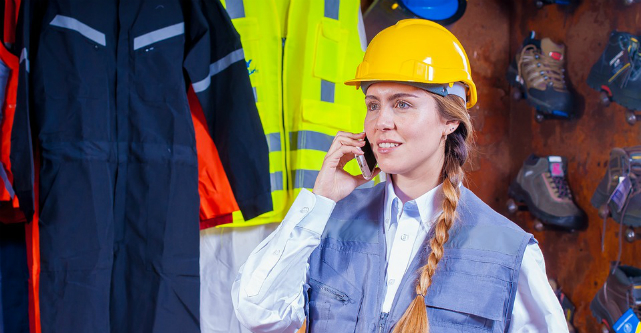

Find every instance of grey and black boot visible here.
[590,265,641,332]
[587,31,641,111]
[591,146,641,228]
[508,32,575,120]
[509,154,586,230]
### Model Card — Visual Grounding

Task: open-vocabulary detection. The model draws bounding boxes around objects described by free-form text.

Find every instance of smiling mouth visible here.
[378,142,400,148]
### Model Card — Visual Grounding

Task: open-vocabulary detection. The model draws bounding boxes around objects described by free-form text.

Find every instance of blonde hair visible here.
[392,93,474,333]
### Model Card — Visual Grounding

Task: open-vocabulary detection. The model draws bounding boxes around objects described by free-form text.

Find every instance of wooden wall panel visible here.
[359,1,641,332]
[508,1,641,332]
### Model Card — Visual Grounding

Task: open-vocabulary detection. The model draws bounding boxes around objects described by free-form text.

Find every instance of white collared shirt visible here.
[381,180,443,312]
[231,184,568,333]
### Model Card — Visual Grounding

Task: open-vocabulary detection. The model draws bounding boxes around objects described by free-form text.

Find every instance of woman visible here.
[232,19,567,333]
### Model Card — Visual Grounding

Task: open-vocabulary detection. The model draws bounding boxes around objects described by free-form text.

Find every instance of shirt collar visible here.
[383,178,444,232]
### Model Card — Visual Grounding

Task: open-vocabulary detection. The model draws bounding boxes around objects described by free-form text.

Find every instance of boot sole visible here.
[507,65,574,118]
[589,296,614,333]
[508,181,587,230]
[587,71,641,110]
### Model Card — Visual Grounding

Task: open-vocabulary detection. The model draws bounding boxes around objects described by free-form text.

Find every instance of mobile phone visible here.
[356,136,377,180]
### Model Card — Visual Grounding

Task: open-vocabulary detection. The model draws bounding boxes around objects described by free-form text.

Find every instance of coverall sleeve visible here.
[10,0,45,222]
[182,0,272,221]
[232,189,336,333]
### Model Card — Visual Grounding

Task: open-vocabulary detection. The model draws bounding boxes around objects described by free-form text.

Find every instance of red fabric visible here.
[188,87,240,229]
[3,0,19,44]
[26,149,41,333]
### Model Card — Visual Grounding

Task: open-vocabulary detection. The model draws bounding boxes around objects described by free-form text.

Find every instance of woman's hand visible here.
[312,131,381,202]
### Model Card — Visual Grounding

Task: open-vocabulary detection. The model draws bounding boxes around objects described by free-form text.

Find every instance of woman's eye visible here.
[396,101,410,109]
[367,103,379,111]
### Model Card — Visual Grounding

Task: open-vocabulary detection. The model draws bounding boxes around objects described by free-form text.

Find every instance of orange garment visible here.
[188,87,239,229]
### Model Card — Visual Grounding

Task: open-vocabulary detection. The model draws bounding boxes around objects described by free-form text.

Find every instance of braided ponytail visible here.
[392,94,473,333]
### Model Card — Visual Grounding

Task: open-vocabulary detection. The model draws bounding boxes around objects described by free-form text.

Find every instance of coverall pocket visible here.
[41,15,108,100]
[424,271,509,332]
[133,25,185,103]
[307,261,363,333]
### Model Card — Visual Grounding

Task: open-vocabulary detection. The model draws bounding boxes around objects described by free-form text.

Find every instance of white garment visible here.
[232,185,569,333]
[200,224,278,333]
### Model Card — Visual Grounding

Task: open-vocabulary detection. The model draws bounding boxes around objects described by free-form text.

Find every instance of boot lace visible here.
[546,173,572,199]
[517,44,567,92]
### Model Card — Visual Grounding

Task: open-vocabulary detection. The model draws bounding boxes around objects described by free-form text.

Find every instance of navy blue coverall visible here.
[10,1,272,332]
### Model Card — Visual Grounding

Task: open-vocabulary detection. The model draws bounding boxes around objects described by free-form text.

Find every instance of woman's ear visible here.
[445,120,460,134]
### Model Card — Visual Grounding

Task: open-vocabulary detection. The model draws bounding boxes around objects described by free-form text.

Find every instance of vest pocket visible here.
[307,269,363,332]
[312,17,348,83]
[424,272,510,331]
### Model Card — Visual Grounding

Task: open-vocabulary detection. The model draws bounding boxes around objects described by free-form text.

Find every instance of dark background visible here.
[361,1,641,332]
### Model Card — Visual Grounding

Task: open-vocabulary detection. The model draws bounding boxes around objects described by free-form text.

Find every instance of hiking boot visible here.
[508,32,575,120]
[590,265,641,332]
[591,146,641,228]
[508,154,586,230]
[587,31,641,111]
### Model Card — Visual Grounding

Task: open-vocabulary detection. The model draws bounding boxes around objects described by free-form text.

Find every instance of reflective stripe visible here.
[325,0,340,20]
[226,0,246,19]
[321,80,335,103]
[292,170,319,189]
[253,86,258,102]
[20,48,29,73]
[192,49,245,93]
[289,131,334,152]
[0,166,15,199]
[267,133,281,152]
[270,172,284,192]
[49,15,106,46]
[192,76,211,93]
[133,22,184,50]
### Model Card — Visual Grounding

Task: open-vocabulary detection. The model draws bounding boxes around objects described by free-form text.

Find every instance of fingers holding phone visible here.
[313,131,380,202]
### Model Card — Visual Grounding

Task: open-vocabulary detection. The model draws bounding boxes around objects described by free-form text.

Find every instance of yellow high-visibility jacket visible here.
[221,0,372,227]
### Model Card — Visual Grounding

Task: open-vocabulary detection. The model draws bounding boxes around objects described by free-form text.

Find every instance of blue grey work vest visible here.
[305,183,533,333]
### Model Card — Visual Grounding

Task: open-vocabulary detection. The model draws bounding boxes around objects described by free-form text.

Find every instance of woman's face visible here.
[364,82,458,180]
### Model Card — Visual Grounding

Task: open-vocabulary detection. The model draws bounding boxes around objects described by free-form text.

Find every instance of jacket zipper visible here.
[378,312,389,333]
[318,285,350,303]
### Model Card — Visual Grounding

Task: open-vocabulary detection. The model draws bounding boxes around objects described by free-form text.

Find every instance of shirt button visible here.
[401,234,408,241]
[273,250,281,256]
[388,279,395,286]
[300,207,309,214]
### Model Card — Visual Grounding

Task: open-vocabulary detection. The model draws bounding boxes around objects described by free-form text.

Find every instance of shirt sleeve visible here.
[232,189,335,333]
[182,0,272,220]
[509,242,569,333]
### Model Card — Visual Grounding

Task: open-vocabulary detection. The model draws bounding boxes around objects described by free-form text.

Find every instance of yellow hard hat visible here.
[345,19,477,109]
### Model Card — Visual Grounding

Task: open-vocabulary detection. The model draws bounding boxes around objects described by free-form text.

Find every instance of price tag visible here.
[610,176,632,213]
[614,308,640,333]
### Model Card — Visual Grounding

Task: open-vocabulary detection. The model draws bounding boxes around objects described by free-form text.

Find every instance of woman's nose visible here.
[374,107,394,131]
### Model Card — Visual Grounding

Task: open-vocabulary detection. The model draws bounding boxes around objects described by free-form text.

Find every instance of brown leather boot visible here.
[590,265,641,332]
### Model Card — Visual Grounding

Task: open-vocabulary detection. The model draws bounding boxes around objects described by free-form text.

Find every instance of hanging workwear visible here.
[218,0,369,228]
[0,42,23,224]
[220,0,290,227]
[11,1,270,332]
[346,19,478,109]
[188,87,240,229]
